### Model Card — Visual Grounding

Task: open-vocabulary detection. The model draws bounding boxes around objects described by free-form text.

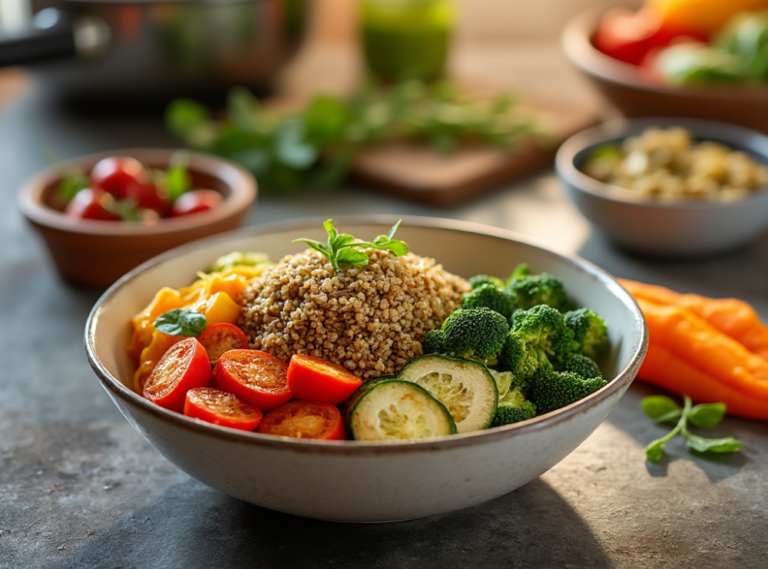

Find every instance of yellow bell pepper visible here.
[647,0,768,36]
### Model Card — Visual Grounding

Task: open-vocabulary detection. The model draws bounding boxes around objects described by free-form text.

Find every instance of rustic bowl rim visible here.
[561,5,768,99]
[85,215,649,455]
[17,148,257,236]
[556,117,768,211]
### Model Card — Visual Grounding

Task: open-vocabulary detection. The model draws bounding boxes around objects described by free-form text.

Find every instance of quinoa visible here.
[238,248,470,378]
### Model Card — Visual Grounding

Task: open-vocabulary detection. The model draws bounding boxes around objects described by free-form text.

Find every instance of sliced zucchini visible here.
[398,354,498,433]
[350,380,456,441]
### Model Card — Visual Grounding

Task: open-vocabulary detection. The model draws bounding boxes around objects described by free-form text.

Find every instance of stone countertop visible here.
[1,79,767,569]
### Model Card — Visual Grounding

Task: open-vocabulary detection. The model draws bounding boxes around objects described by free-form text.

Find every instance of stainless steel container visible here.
[0,0,309,104]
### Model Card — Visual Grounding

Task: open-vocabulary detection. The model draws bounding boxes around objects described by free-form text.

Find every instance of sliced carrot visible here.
[636,297,768,401]
[619,279,768,361]
[638,343,768,420]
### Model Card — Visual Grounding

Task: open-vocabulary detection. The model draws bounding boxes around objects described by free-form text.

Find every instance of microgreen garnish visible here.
[293,219,408,275]
[642,395,742,462]
[154,309,207,337]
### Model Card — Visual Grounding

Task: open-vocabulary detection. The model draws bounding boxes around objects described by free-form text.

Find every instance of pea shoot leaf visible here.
[688,402,727,429]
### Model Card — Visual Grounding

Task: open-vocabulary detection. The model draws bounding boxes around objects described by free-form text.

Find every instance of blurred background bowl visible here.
[18,149,256,287]
[562,6,768,133]
[556,117,768,257]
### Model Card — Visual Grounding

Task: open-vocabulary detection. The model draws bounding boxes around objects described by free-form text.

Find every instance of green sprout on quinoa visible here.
[293,219,408,275]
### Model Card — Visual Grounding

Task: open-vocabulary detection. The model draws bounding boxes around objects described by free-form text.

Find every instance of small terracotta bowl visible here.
[18,149,257,288]
[562,7,768,133]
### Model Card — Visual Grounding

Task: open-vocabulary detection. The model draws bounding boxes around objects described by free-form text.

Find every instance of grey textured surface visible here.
[1,85,767,569]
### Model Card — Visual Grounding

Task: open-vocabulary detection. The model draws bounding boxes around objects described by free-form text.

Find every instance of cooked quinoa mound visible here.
[239,248,470,378]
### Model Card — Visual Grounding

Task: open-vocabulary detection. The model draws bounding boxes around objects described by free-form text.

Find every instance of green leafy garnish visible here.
[293,219,408,275]
[642,396,742,462]
[165,80,549,193]
[53,169,90,208]
[154,309,207,337]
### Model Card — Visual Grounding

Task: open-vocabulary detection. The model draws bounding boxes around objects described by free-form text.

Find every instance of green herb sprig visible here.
[642,395,743,462]
[293,219,408,275]
[154,309,207,337]
[165,81,550,193]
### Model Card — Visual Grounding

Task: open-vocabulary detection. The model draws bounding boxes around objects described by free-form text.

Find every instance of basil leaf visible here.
[333,233,355,249]
[154,309,207,337]
[645,439,666,463]
[165,159,192,202]
[292,238,330,259]
[685,434,743,454]
[380,239,408,256]
[642,396,682,421]
[54,170,90,207]
[322,219,338,243]
[387,219,403,240]
[688,402,727,429]
[336,248,369,267]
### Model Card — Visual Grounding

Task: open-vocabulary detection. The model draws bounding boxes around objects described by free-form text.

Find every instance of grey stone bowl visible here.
[555,118,768,257]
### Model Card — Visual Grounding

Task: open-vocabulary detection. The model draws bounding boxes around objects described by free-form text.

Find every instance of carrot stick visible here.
[619,279,768,361]
[636,297,768,401]
[638,343,768,420]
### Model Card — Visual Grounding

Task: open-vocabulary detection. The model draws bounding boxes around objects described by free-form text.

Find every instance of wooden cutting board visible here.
[351,93,598,205]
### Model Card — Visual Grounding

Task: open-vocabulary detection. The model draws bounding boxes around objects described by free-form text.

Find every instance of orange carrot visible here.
[639,343,768,420]
[636,297,768,402]
[619,279,768,361]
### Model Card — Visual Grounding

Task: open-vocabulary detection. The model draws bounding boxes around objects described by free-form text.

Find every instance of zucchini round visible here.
[398,354,498,433]
[349,379,456,441]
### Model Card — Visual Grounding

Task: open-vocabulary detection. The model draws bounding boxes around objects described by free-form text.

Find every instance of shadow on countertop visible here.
[48,477,609,569]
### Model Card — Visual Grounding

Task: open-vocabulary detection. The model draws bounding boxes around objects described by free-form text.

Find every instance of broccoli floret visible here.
[461,284,514,317]
[564,308,609,359]
[506,273,573,312]
[441,307,509,361]
[468,274,505,290]
[422,329,446,355]
[511,305,576,367]
[529,369,607,415]
[490,370,537,426]
[563,353,602,380]
[506,263,533,283]
[497,332,548,380]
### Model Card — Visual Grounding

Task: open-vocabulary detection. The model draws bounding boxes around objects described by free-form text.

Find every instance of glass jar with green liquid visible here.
[360,0,455,82]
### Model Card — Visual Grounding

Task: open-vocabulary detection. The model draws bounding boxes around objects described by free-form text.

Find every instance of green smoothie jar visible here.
[360,0,455,82]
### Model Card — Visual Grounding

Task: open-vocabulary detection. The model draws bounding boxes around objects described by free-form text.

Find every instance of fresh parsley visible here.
[154,309,208,337]
[165,80,549,193]
[293,219,408,275]
[642,395,742,462]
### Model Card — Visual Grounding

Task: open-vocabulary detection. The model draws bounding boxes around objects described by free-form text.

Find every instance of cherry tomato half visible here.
[90,156,150,200]
[214,350,291,411]
[171,189,223,217]
[126,182,170,217]
[198,323,249,367]
[287,354,363,405]
[143,337,211,412]
[64,188,121,221]
[257,401,345,440]
[184,387,263,431]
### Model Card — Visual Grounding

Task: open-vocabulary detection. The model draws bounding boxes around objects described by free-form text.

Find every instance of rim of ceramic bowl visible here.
[17,148,256,236]
[562,5,768,99]
[85,215,648,455]
[556,117,768,211]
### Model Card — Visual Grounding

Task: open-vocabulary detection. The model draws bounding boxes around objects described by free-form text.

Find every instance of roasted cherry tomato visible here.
[287,354,363,405]
[90,156,150,199]
[257,401,345,440]
[198,323,249,366]
[214,350,291,411]
[143,337,211,412]
[126,182,170,217]
[171,189,223,217]
[64,188,121,221]
[184,387,263,431]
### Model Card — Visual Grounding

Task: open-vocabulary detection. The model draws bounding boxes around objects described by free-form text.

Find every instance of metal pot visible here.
[0,0,309,104]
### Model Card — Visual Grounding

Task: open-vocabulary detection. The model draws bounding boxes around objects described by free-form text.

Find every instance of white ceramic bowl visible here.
[85,216,647,522]
[556,118,768,257]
